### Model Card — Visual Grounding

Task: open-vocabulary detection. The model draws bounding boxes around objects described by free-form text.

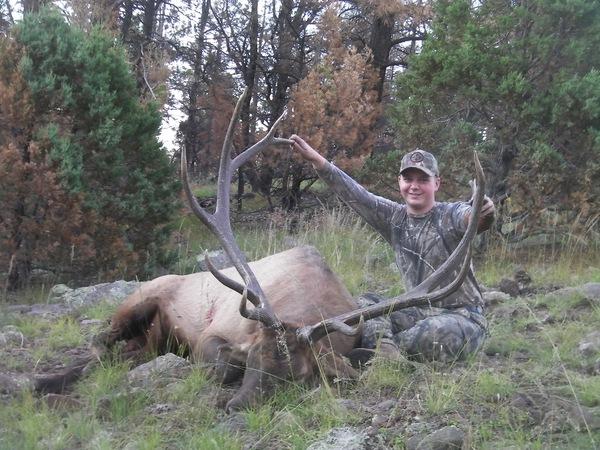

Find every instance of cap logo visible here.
[410,151,424,163]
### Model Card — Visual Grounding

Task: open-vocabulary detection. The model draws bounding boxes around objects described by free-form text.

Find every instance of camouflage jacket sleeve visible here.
[315,162,401,243]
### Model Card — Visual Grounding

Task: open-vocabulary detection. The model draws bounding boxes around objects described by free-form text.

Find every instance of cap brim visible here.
[400,166,436,177]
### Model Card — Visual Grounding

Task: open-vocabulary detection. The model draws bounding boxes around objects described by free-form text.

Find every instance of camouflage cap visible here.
[399,149,439,177]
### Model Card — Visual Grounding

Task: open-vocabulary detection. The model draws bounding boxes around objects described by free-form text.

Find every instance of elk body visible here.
[97,246,359,411]
[36,248,360,411]
[35,90,486,411]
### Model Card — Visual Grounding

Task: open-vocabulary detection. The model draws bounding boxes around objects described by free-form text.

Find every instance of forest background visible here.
[0,0,598,291]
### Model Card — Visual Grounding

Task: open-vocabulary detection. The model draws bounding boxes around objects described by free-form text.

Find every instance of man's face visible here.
[398,168,440,214]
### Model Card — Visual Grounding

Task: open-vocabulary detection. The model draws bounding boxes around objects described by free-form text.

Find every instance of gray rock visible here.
[197,250,234,271]
[0,372,34,396]
[483,290,510,306]
[0,328,26,348]
[218,412,248,434]
[578,331,600,357]
[335,398,370,415]
[49,284,73,302]
[542,400,600,432]
[498,278,520,297]
[80,319,104,327]
[371,414,389,428]
[407,425,465,450]
[545,286,581,301]
[58,280,140,309]
[581,283,600,301]
[127,353,191,388]
[146,403,175,415]
[307,427,369,450]
[375,399,397,412]
[543,284,600,305]
[405,419,430,437]
[22,303,72,318]
[511,391,600,431]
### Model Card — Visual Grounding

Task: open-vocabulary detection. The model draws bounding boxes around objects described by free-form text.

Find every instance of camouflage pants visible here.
[357,293,488,363]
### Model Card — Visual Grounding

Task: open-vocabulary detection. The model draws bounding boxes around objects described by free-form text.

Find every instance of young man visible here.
[289,135,495,362]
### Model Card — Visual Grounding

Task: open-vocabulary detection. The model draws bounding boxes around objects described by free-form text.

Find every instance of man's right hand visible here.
[289,135,328,170]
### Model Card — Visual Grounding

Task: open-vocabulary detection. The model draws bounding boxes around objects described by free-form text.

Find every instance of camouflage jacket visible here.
[316,162,484,310]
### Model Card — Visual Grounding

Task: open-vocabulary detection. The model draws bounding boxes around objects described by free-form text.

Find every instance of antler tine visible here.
[298,151,485,345]
[215,88,249,217]
[231,108,292,172]
[297,315,365,346]
[204,252,261,306]
[239,287,281,329]
[181,88,285,329]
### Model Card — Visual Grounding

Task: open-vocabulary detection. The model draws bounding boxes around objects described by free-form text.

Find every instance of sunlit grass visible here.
[172,205,400,296]
[176,429,242,450]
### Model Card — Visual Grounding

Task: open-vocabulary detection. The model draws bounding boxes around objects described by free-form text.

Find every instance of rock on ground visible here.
[306,427,369,450]
[406,425,465,450]
[579,331,600,358]
[54,280,141,308]
[127,353,191,388]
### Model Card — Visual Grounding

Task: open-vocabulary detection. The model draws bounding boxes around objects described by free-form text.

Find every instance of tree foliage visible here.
[286,8,380,165]
[388,0,600,235]
[263,8,380,208]
[0,9,179,289]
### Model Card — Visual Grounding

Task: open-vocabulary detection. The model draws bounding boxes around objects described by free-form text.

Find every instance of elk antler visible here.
[297,151,486,345]
[181,88,292,329]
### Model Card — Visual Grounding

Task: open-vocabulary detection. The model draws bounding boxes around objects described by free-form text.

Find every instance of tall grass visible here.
[173,205,399,296]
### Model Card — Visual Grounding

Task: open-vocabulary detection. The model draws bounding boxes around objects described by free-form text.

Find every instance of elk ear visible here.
[318,352,359,380]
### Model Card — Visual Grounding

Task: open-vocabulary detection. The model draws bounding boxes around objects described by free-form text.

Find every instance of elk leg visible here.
[197,336,245,384]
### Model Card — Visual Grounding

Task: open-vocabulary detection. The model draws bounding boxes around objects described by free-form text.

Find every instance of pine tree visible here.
[388,0,600,235]
[0,9,179,289]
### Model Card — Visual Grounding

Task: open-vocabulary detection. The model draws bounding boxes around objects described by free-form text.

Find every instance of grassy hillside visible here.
[1,205,599,449]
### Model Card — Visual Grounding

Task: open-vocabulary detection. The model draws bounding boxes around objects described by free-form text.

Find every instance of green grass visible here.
[46,317,85,350]
[79,299,118,321]
[478,239,600,288]
[359,356,414,394]
[472,370,516,401]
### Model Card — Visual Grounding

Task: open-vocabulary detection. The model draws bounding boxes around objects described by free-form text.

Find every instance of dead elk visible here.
[34,90,486,412]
